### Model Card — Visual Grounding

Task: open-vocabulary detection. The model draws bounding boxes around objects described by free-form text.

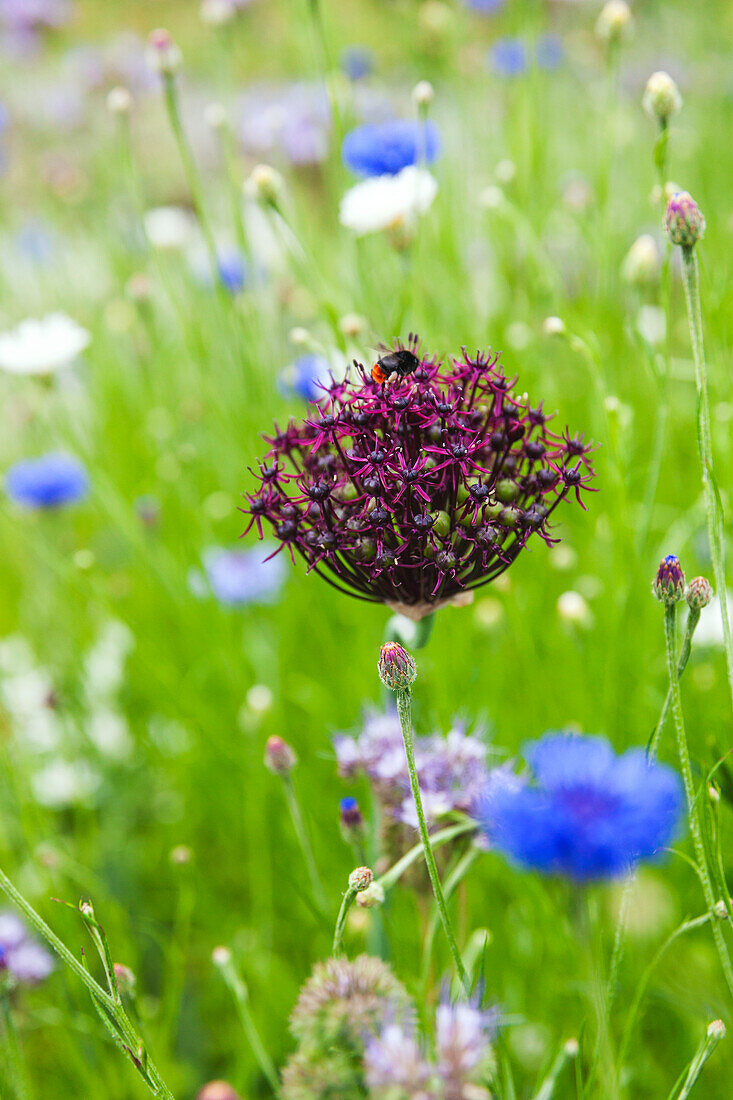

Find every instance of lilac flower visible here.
[436,1000,497,1084]
[536,33,564,70]
[489,37,527,76]
[5,454,89,509]
[340,45,374,81]
[0,0,72,33]
[461,0,505,11]
[244,338,595,621]
[480,733,684,881]
[0,912,53,984]
[239,82,330,166]
[217,250,247,293]
[364,1023,432,1096]
[342,120,440,177]
[198,544,285,606]
[334,709,490,826]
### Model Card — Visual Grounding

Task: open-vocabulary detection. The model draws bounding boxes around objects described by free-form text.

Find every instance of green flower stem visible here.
[674,1022,725,1100]
[0,868,175,1099]
[215,952,280,1094]
[332,886,357,957]
[653,119,669,193]
[680,245,733,714]
[0,989,33,1100]
[161,75,220,288]
[420,847,479,996]
[647,605,701,759]
[282,775,328,916]
[374,820,476,892]
[663,604,733,998]
[534,1038,578,1100]
[395,687,471,995]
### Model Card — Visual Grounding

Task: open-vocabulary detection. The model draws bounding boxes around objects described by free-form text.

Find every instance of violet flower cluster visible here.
[244,340,595,621]
[0,911,54,985]
[335,709,489,828]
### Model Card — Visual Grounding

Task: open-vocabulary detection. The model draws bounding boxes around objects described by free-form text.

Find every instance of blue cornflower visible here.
[5,453,88,509]
[342,120,440,177]
[536,33,563,71]
[280,354,333,403]
[488,37,527,77]
[198,544,285,606]
[461,0,505,12]
[217,249,247,294]
[340,45,374,81]
[480,732,684,881]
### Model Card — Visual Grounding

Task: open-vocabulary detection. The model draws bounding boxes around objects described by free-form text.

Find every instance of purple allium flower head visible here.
[335,709,490,827]
[199,544,285,606]
[536,33,564,70]
[0,911,53,984]
[489,37,527,77]
[653,553,685,606]
[480,732,684,881]
[6,453,88,509]
[244,337,595,621]
[340,45,374,81]
[342,120,440,177]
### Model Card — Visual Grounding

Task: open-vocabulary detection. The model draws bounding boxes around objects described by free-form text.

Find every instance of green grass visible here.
[1,0,733,1096]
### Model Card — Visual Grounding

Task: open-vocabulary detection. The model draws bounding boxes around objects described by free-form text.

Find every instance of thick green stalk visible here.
[394,688,470,995]
[0,990,33,1100]
[680,246,733,713]
[282,775,328,915]
[673,1021,725,1100]
[332,886,357,957]
[215,952,279,1094]
[663,604,733,997]
[647,605,700,759]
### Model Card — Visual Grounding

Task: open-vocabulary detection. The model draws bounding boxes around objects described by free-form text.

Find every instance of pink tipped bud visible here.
[377,642,417,691]
[147,29,183,76]
[664,191,705,248]
[653,554,685,606]
[348,866,373,892]
[196,1083,242,1100]
[113,963,136,997]
[264,735,297,775]
[686,576,713,611]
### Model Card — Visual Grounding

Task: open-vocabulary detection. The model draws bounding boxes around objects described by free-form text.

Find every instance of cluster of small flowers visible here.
[0,911,53,985]
[334,709,490,827]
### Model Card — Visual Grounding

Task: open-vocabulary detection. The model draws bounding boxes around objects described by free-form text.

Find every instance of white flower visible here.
[143,206,196,250]
[31,760,101,808]
[0,313,90,376]
[339,166,438,236]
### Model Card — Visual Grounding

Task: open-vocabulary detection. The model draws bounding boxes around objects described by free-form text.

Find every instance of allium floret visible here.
[480,732,684,881]
[244,339,596,621]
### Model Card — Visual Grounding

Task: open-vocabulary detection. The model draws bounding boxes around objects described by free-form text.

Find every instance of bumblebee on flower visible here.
[243,337,596,621]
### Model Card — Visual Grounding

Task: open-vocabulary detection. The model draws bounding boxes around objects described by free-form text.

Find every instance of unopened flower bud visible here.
[170,844,193,866]
[200,0,236,26]
[378,642,417,691]
[542,316,565,337]
[564,1038,580,1057]
[643,71,682,124]
[211,945,232,968]
[147,29,183,76]
[714,900,730,920]
[339,312,365,337]
[246,164,285,208]
[710,785,721,803]
[595,0,633,45]
[686,576,713,610]
[665,191,705,248]
[196,1084,242,1100]
[289,326,310,346]
[356,881,385,908]
[348,866,373,892]
[107,86,132,115]
[264,735,297,775]
[412,80,434,108]
[114,963,136,996]
[622,234,660,286]
[653,554,685,606]
[708,1019,726,1040]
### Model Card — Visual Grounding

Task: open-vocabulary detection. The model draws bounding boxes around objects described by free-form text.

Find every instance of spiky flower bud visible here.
[686,576,713,611]
[664,191,705,248]
[113,963,136,996]
[643,71,682,123]
[622,234,660,286]
[264,735,297,775]
[356,882,385,909]
[246,164,285,208]
[378,643,417,692]
[348,866,373,892]
[196,1083,242,1100]
[653,554,685,606]
[340,796,364,838]
[107,86,132,115]
[595,0,633,45]
[146,29,183,76]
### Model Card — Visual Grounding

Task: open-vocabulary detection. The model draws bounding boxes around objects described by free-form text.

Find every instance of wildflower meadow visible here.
[2,0,733,1096]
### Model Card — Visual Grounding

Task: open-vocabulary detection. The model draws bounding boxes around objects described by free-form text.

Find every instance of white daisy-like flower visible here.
[0,313,90,375]
[339,166,438,236]
[143,205,197,250]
